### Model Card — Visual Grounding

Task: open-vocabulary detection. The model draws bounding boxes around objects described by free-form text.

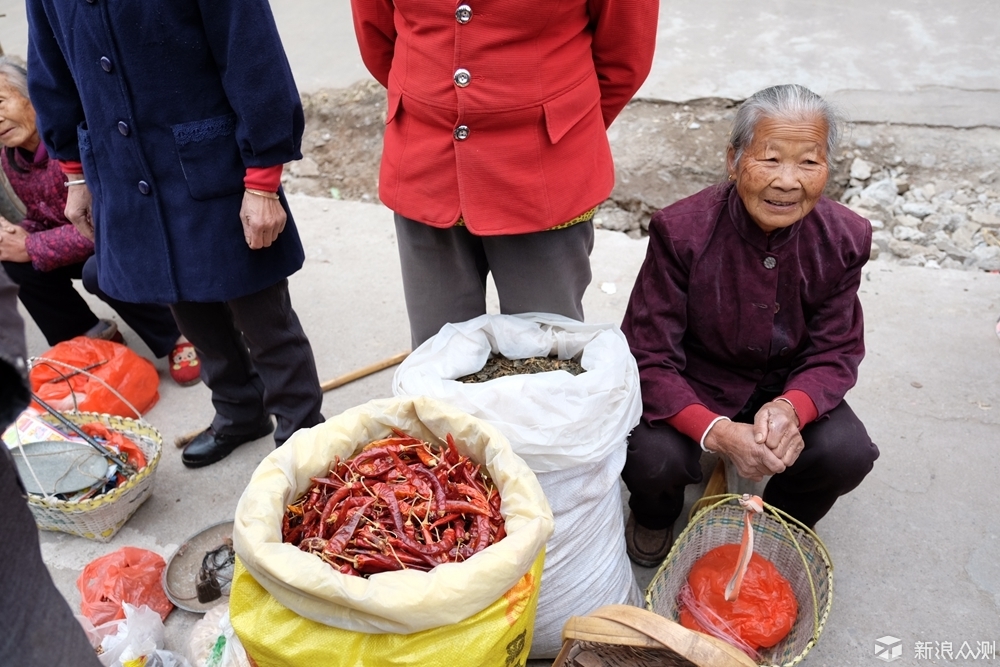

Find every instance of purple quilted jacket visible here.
[2,144,93,272]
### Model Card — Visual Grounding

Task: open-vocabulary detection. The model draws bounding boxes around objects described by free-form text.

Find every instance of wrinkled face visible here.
[728,115,829,233]
[0,76,39,151]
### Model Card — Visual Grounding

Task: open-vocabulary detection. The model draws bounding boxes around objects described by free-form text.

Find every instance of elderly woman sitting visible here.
[0,58,200,385]
[620,84,879,567]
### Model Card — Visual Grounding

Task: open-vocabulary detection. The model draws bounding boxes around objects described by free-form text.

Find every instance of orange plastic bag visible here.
[30,337,159,416]
[77,547,174,626]
[679,544,797,655]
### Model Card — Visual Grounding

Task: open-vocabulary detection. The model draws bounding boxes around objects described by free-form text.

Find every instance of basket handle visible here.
[583,605,757,667]
[28,355,147,422]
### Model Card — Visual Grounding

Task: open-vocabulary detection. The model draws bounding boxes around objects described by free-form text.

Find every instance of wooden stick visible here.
[174,351,411,448]
[319,350,410,392]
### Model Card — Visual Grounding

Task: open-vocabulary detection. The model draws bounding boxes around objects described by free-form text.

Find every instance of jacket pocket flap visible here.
[385,85,403,125]
[543,76,601,144]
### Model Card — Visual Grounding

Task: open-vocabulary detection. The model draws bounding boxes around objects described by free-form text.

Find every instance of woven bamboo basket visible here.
[646,495,834,667]
[17,411,162,542]
[552,604,757,667]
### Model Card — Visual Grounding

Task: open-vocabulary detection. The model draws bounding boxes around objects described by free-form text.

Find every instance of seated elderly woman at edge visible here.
[0,57,199,386]
[620,84,880,567]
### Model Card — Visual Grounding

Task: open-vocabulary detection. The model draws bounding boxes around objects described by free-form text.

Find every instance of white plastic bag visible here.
[393,313,644,659]
[84,603,192,667]
[187,604,251,667]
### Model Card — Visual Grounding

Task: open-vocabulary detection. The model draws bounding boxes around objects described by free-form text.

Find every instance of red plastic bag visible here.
[77,547,174,626]
[30,337,159,416]
[679,544,797,655]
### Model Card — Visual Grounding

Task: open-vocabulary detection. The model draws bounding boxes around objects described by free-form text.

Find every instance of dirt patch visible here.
[287,81,1000,238]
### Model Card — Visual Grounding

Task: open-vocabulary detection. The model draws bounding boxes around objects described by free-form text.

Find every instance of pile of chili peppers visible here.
[281,429,505,577]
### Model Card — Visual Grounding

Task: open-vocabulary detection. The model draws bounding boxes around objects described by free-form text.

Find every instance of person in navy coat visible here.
[26,0,325,466]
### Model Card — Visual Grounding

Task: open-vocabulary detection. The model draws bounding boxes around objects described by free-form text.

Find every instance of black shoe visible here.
[181,418,274,468]
[624,512,674,568]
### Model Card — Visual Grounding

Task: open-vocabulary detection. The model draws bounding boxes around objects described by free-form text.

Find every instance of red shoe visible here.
[169,341,202,387]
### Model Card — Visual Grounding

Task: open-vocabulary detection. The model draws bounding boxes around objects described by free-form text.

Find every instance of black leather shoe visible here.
[181,418,274,468]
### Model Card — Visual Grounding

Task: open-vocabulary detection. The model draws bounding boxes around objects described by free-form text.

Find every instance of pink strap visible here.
[724,494,764,601]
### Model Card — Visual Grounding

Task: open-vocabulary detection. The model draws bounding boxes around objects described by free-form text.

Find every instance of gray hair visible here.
[0,56,29,100]
[728,84,841,170]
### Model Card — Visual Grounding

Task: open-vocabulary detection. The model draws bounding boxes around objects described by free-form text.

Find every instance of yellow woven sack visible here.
[231,396,554,666]
[231,552,544,666]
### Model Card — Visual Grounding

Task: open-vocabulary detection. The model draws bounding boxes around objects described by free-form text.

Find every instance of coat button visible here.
[454,125,470,141]
[455,4,472,23]
[763,256,777,269]
[137,180,150,195]
[118,121,130,136]
[454,68,471,88]
[100,56,112,72]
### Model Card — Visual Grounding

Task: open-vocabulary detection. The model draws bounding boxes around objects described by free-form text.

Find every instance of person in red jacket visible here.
[351,0,658,345]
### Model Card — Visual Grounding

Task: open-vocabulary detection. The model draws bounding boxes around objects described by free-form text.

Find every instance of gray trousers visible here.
[394,214,595,347]
[170,279,324,445]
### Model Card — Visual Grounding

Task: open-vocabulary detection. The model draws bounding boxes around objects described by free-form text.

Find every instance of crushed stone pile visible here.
[842,158,1000,270]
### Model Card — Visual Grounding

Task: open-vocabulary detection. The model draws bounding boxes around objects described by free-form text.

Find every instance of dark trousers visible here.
[394,215,595,347]
[2,256,180,357]
[622,399,879,529]
[169,279,324,445]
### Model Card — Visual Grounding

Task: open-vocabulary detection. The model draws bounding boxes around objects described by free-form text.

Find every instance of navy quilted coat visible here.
[26,0,306,303]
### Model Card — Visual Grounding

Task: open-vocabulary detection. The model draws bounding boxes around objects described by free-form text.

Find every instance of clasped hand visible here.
[703,400,804,482]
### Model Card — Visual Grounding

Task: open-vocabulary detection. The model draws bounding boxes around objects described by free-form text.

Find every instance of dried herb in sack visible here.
[282,429,505,577]
[456,354,585,383]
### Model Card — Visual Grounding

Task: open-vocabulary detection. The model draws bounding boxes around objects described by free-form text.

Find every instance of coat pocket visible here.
[543,76,602,145]
[171,114,246,201]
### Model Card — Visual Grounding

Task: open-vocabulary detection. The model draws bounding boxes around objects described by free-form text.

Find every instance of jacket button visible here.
[455,4,472,23]
[454,125,470,141]
[454,68,471,88]
[763,256,776,269]
[137,180,150,195]
[118,121,129,136]
[100,56,112,72]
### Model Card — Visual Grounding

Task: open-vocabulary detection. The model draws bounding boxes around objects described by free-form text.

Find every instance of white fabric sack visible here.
[233,395,553,634]
[393,313,643,658]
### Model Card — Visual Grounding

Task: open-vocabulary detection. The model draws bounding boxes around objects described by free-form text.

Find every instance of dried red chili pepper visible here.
[283,430,505,578]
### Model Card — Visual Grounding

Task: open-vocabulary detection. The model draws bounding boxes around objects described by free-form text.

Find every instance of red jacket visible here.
[351,0,658,235]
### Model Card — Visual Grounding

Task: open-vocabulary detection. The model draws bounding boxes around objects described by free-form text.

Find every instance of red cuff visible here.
[666,404,720,444]
[59,160,83,175]
[244,165,283,192]
[778,390,818,427]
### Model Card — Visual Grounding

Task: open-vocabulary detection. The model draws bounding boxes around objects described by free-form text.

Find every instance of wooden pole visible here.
[319,350,410,392]
[174,350,411,448]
